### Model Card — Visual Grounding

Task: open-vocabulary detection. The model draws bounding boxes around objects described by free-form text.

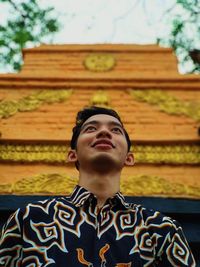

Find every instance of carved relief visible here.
[83,54,116,72]
[129,89,200,121]
[0,89,73,119]
[90,90,110,106]
[0,173,199,198]
[0,144,199,164]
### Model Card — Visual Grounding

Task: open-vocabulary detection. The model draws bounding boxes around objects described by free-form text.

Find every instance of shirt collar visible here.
[113,191,130,209]
[70,185,129,209]
[70,185,92,207]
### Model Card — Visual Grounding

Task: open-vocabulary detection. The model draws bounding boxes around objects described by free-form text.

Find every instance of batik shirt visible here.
[0,185,196,267]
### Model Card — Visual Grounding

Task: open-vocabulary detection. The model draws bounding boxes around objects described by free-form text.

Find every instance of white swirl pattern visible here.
[0,185,196,266]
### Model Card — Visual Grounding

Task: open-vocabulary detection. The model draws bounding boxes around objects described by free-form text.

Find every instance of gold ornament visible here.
[0,173,199,198]
[84,53,116,72]
[129,89,200,122]
[0,143,199,164]
[0,100,18,118]
[90,90,110,106]
[0,89,73,119]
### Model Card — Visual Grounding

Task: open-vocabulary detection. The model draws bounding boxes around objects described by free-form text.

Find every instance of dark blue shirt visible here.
[0,185,196,266]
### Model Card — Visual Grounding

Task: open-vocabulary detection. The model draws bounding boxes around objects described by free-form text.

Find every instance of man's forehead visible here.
[82,114,122,126]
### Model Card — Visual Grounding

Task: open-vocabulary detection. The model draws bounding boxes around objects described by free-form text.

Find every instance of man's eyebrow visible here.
[109,121,124,128]
[81,120,98,130]
[81,120,124,130]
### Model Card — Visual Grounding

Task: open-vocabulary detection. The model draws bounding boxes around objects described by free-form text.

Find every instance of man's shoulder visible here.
[16,195,73,219]
[126,202,178,228]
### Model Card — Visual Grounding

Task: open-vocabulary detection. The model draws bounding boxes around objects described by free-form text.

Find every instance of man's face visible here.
[68,114,134,171]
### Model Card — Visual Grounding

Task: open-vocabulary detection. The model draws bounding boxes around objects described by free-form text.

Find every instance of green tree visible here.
[157,0,200,73]
[0,0,60,71]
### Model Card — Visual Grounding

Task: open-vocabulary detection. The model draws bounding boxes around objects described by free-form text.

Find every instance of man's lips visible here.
[91,140,115,148]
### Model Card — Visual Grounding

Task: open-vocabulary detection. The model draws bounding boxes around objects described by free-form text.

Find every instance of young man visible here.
[0,106,196,266]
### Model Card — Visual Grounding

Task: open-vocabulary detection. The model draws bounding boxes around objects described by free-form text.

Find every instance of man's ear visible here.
[67,149,78,163]
[124,152,134,166]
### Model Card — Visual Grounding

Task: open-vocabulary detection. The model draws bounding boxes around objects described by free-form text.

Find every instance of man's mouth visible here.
[91,140,115,148]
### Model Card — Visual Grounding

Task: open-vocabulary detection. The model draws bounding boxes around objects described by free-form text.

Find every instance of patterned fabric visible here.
[0,185,196,266]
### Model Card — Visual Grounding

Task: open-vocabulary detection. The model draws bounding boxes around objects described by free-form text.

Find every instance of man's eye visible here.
[112,127,122,133]
[84,126,96,132]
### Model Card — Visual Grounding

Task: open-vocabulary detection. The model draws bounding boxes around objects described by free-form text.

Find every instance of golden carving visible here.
[0,89,73,119]
[0,143,199,164]
[0,173,199,198]
[0,101,18,118]
[121,175,200,198]
[84,54,116,72]
[90,90,110,106]
[134,144,200,164]
[12,174,77,195]
[0,144,67,163]
[129,89,200,121]
[0,183,12,194]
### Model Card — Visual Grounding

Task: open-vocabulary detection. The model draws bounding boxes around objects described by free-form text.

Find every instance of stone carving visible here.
[0,89,73,119]
[90,90,110,106]
[0,143,199,164]
[83,53,116,72]
[0,173,199,198]
[129,89,200,121]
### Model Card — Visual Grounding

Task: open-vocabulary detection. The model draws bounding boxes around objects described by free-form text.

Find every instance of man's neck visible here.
[78,170,121,208]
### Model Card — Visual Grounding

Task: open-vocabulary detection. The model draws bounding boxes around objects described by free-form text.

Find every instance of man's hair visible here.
[70,106,131,151]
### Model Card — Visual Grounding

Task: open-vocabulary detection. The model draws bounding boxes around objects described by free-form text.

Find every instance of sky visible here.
[0,0,175,44]
[0,0,183,72]
[40,0,176,44]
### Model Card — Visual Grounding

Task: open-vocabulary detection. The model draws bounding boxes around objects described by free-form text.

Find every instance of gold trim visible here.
[0,144,199,164]
[134,144,200,164]
[0,173,199,198]
[0,89,73,119]
[129,89,200,121]
[0,144,68,163]
[83,53,116,72]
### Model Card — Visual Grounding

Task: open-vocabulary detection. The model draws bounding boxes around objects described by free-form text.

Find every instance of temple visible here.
[0,44,199,196]
[0,44,200,261]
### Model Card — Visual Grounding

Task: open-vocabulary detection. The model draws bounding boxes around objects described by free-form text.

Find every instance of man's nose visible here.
[96,128,112,138]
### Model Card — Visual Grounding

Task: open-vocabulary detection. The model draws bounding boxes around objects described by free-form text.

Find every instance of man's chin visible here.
[91,154,118,171]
